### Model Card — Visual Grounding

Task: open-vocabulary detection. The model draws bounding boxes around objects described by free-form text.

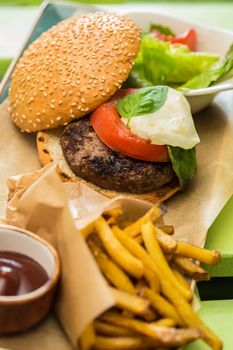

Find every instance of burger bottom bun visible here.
[37,129,180,203]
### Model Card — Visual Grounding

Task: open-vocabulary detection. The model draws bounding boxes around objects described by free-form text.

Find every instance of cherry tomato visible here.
[172,28,197,51]
[150,27,197,51]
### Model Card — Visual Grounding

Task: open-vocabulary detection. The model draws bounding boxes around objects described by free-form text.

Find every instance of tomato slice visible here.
[90,90,170,163]
[172,28,197,51]
[150,27,197,51]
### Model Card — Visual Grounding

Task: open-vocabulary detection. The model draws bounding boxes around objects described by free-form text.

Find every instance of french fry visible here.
[152,318,176,327]
[104,207,122,218]
[94,321,137,337]
[143,265,160,294]
[104,208,122,225]
[79,222,95,239]
[176,242,221,266]
[94,336,145,350]
[123,206,163,238]
[121,310,134,318]
[134,235,143,244]
[94,217,143,279]
[141,223,222,350]
[155,226,177,254]
[88,240,136,294]
[141,308,158,322]
[172,267,191,292]
[160,274,222,350]
[79,323,96,350]
[101,314,200,347]
[110,287,150,316]
[106,217,118,225]
[113,225,186,307]
[173,256,209,281]
[143,287,184,326]
[142,222,192,301]
[112,226,154,267]
[159,225,174,235]
[95,220,222,350]
[165,253,174,262]
[135,279,146,293]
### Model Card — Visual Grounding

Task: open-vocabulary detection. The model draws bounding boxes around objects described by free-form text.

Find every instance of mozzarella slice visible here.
[124,88,200,150]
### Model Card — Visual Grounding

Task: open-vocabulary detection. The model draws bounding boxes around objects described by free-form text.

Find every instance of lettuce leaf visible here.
[128,34,219,87]
[150,23,175,36]
[180,44,233,91]
[168,146,197,189]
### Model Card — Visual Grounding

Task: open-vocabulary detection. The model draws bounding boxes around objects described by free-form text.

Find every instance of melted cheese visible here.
[124,88,200,149]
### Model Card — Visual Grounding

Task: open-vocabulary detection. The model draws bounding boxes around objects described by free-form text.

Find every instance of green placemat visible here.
[185,300,233,350]
[202,196,233,277]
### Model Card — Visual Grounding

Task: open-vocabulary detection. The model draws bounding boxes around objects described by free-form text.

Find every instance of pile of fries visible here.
[79,206,222,350]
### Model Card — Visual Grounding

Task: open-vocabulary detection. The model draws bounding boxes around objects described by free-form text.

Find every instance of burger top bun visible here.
[9,12,141,132]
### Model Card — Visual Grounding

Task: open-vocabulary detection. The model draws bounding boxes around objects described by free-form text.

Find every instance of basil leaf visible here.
[168,146,197,190]
[150,23,175,36]
[116,86,168,122]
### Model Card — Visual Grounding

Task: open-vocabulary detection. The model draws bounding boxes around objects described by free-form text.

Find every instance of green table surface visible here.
[186,300,233,350]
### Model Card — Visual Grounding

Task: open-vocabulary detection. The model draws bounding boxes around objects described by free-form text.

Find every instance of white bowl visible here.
[122,10,233,113]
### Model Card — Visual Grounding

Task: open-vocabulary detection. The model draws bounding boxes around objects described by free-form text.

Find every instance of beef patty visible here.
[60,118,176,194]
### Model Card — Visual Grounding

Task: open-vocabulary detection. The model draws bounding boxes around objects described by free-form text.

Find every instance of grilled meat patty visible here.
[60,118,176,193]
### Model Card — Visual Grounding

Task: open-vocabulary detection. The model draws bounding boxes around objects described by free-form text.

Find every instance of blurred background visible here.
[0,0,233,80]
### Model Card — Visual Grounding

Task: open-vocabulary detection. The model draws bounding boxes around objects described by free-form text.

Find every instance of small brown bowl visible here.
[0,224,60,334]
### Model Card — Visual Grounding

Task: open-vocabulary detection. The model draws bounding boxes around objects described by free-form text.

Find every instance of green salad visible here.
[126,23,233,91]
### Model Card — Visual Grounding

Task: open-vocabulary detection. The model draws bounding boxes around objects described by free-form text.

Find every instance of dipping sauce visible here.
[0,251,49,296]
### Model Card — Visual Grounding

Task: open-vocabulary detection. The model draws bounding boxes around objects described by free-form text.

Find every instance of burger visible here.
[9,12,199,203]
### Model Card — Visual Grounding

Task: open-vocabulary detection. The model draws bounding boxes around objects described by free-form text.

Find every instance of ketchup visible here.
[0,251,49,296]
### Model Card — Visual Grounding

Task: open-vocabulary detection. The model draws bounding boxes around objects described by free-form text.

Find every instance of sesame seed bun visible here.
[36,129,180,203]
[9,12,141,132]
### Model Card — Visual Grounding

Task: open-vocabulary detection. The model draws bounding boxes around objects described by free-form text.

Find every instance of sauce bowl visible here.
[0,225,60,334]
